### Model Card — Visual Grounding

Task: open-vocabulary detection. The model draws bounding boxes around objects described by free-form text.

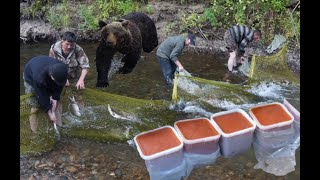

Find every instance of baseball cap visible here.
[187,33,196,46]
[49,63,68,86]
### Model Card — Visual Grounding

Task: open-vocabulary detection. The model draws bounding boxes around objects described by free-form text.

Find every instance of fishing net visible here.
[171,74,268,113]
[20,87,180,155]
[20,94,56,155]
[248,44,300,84]
[171,44,300,114]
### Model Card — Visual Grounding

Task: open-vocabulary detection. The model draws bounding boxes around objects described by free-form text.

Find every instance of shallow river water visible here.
[20,43,300,180]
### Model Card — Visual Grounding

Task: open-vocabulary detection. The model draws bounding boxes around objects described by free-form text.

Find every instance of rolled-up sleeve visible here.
[77,46,90,69]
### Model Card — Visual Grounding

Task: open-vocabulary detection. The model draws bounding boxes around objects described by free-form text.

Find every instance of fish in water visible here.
[107,104,131,120]
[53,123,61,140]
[68,96,81,117]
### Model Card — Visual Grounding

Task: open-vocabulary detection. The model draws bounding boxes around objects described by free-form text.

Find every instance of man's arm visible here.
[175,60,184,70]
[239,38,249,55]
[169,39,185,63]
[49,47,55,58]
[76,68,89,89]
[76,45,90,89]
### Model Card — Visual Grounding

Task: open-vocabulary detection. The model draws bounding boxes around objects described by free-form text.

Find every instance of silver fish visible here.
[53,123,61,140]
[107,104,131,120]
[68,96,82,117]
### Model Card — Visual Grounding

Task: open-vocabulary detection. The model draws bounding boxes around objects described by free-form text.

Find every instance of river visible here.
[20,42,300,180]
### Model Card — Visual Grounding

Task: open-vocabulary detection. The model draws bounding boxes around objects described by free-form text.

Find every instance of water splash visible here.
[182,102,213,117]
[247,81,285,99]
[108,58,124,80]
[206,98,268,111]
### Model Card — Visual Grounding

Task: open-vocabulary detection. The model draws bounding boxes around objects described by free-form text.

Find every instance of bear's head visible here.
[99,20,131,48]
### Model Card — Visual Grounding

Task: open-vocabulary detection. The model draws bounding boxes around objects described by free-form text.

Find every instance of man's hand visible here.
[176,68,192,76]
[76,79,85,90]
[65,79,70,86]
[48,109,57,123]
[240,55,247,63]
[50,98,57,112]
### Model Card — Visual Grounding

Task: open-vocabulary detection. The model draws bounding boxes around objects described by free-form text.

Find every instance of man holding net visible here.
[224,25,261,72]
[156,33,195,86]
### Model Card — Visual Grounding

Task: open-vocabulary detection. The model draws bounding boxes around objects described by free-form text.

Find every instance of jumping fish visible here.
[68,96,82,117]
[107,104,131,120]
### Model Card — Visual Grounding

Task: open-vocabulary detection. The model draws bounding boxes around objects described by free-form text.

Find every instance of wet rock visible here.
[109,172,116,177]
[28,175,37,180]
[69,155,75,162]
[34,160,40,169]
[246,162,254,167]
[98,175,105,180]
[65,165,78,173]
[59,175,69,180]
[115,169,123,178]
[20,20,55,43]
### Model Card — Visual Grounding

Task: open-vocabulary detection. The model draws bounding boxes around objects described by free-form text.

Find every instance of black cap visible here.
[187,33,196,46]
[48,63,68,86]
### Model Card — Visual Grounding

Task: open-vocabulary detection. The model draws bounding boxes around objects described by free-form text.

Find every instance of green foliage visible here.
[234,0,247,25]
[283,10,300,44]
[20,0,47,19]
[78,5,99,31]
[95,0,110,20]
[46,0,70,29]
[22,0,300,46]
[45,0,141,30]
[270,0,288,13]
[203,8,218,28]
[165,22,179,36]
[95,0,140,21]
[201,0,299,44]
[140,4,155,15]
[178,11,206,34]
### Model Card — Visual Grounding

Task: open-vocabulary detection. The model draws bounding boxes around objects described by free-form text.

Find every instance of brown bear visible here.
[95,12,158,87]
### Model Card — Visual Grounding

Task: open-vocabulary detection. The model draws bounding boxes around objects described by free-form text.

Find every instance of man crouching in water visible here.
[224,25,261,72]
[23,55,68,133]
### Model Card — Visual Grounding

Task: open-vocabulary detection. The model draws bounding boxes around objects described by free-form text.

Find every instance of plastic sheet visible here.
[266,34,286,54]
[253,100,300,176]
[238,57,250,77]
[148,158,187,180]
[254,124,295,149]
[184,147,221,177]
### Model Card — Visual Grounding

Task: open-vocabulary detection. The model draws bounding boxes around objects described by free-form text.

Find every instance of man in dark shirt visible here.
[156,33,195,86]
[23,55,68,133]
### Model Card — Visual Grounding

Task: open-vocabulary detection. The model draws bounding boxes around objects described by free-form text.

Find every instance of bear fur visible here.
[95,12,158,87]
